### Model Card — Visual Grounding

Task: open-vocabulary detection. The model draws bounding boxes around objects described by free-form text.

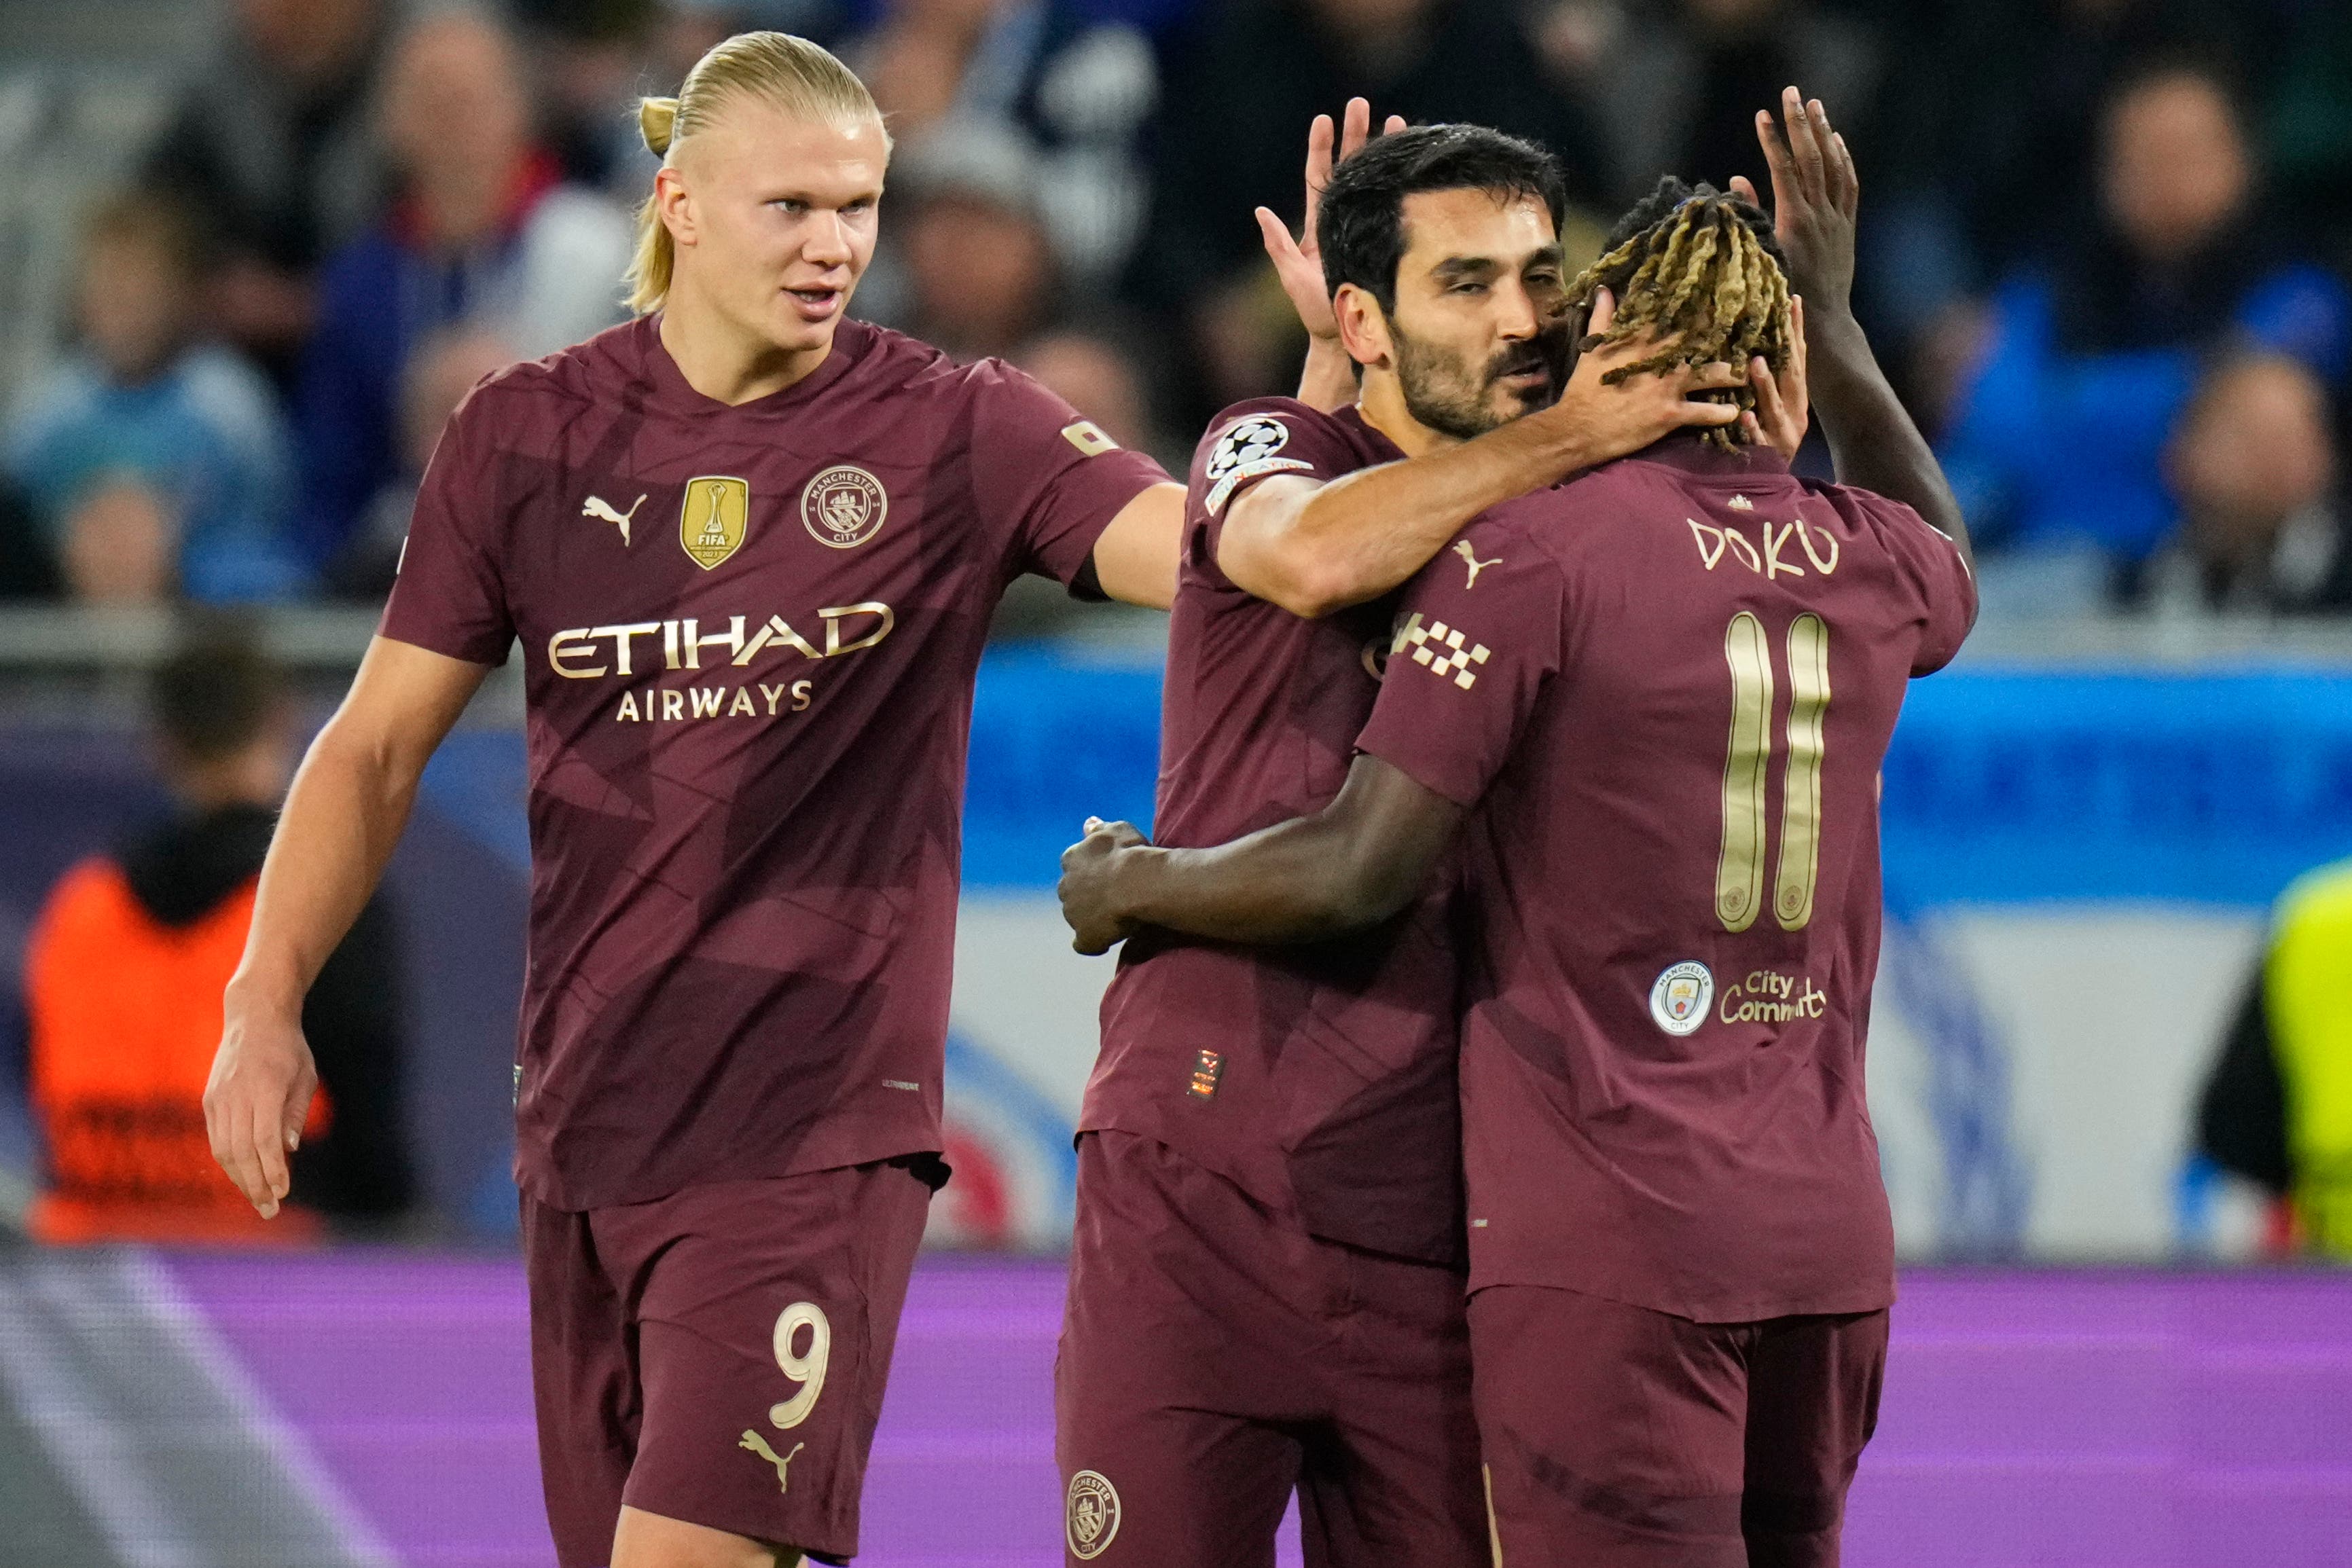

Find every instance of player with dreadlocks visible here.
[1059,92,1975,1567]
[1571,178,1797,448]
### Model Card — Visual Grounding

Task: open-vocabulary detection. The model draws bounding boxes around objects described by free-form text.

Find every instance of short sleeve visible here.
[378,388,515,666]
[968,361,1170,588]
[1844,488,1976,676]
[1189,401,1367,558]
[1354,515,1564,807]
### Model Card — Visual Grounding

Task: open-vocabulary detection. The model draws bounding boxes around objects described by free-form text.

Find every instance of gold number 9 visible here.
[768,1300,831,1429]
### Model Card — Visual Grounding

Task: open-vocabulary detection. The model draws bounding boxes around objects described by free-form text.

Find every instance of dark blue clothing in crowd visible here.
[3,346,304,602]
[1942,257,2349,564]
[291,158,631,576]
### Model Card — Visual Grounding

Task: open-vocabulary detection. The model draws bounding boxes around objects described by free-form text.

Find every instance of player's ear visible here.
[1333,283,1392,370]
[655,164,697,248]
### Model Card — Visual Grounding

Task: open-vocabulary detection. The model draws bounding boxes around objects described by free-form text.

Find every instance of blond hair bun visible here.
[639,96,679,157]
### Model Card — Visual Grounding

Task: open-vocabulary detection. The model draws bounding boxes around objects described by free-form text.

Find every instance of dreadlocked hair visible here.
[1568,177,1794,450]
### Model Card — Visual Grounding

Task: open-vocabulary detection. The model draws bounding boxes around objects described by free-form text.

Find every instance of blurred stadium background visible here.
[0,0,2349,1563]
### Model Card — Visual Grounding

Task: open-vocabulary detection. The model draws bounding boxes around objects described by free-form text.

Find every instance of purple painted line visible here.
[161,1256,2352,1568]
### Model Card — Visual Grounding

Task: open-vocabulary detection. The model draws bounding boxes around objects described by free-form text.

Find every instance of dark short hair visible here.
[150,618,281,762]
[1316,124,1568,315]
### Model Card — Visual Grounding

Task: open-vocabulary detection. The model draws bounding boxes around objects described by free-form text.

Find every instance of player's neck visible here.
[1355,371,1460,459]
[657,296,834,407]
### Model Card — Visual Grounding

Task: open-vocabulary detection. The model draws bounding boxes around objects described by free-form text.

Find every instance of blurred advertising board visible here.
[3,649,2348,1260]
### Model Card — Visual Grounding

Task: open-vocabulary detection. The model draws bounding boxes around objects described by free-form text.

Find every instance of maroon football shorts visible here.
[1470,1284,1888,1568]
[522,1159,935,1567]
[1056,1130,1486,1568]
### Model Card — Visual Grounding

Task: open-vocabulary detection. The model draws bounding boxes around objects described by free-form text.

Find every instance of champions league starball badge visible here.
[1203,414,1312,514]
[1649,960,1715,1036]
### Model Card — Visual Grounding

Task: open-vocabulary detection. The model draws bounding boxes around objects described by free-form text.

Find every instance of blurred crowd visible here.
[1,0,2350,618]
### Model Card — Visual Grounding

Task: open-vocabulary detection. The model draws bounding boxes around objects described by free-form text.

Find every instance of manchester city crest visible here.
[1648,960,1715,1037]
[1066,1470,1121,1560]
[801,464,889,549]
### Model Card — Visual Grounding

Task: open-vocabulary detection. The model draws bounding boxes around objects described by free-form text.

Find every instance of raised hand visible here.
[1060,816,1148,955]
[1259,98,1409,344]
[1731,86,1859,322]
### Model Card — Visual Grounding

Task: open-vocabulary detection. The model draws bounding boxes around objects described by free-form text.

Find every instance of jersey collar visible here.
[635,313,872,418]
[1633,430,1793,479]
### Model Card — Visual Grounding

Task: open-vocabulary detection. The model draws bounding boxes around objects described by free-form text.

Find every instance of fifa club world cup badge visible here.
[1066,1470,1121,1560]
[679,476,750,569]
[801,464,889,549]
[1649,960,1715,1036]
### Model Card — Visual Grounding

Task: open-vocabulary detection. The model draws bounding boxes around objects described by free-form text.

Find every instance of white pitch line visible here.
[120,1250,402,1568]
[0,1264,212,1568]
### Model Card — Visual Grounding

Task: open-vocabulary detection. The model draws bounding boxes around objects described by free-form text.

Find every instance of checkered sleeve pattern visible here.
[1354,516,1563,809]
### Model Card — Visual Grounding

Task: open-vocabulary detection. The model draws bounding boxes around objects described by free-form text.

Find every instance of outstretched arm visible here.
[1739,88,1972,567]
[1088,482,1188,609]
[1218,291,1749,619]
[1059,753,1462,952]
[206,637,487,1216]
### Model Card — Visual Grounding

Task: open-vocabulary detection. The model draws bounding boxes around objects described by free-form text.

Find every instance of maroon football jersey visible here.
[1082,399,1466,1266]
[1356,435,1975,1320]
[382,314,1168,1211]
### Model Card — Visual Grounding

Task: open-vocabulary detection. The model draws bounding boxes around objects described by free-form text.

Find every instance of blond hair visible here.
[626,32,888,314]
[1568,180,1794,452]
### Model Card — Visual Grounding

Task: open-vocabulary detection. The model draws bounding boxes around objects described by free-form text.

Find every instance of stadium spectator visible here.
[56,481,179,606]
[2,196,305,604]
[2198,854,2352,1260]
[143,0,395,378]
[883,122,1060,359]
[854,0,1161,285]
[1547,0,1879,206]
[514,0,670,200]
[1866,1,2263,283]
[292,10,632,579]
[1132,0,1609,420]
[1015,321,1172,464]
[2129,353,2351,615]
[334,327,518,602]
[23,624,414,1245]
[1936,62,2351,602]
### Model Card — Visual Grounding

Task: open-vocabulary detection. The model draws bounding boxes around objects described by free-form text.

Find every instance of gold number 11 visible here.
[1715,612,1832,932]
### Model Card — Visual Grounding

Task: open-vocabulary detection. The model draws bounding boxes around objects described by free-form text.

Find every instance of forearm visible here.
[1807,310,1972,564]
[1277,416,1602,613]
[227,721,426,1014]
[1116,818,1413,945]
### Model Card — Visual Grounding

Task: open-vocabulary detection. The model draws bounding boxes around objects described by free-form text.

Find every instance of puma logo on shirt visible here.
[739,1431,805,1491]
[582,493,646,545]
[1454,539,1503,588]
